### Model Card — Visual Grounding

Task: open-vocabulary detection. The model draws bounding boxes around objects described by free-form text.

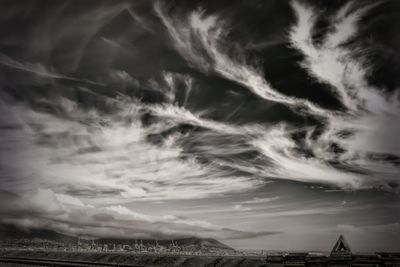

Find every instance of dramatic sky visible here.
[0,0,399,252]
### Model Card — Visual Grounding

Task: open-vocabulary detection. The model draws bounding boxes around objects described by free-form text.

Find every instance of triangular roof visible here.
[331,235,352,255]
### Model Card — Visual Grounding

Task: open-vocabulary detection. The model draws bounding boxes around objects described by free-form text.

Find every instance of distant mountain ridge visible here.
[97,236,234,251]
[0,224,234,251]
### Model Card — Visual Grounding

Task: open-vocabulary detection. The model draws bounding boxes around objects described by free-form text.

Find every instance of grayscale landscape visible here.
[0,0,399,266]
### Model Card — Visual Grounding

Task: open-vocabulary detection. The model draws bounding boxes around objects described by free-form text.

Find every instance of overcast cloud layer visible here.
[0,0,399,251]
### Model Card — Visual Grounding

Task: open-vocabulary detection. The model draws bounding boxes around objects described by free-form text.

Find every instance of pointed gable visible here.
[331,235,352,256]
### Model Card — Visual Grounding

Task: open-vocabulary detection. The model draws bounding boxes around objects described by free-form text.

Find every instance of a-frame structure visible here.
[330,235,352,256]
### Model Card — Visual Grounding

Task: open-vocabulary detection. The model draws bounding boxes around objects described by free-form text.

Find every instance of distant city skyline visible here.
[0,0,399,252]
[0,225,387,256]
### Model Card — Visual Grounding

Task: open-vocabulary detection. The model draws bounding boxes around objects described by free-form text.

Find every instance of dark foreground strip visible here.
[0,256,145,267]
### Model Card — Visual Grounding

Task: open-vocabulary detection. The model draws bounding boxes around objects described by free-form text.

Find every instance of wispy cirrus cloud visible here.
[289,0,380,111]
[0,94,260,203]
[153,0,400,191]
[289,0,400,186]
[154,1,327,116]
[2,2,398,211]
[0,53,103,85]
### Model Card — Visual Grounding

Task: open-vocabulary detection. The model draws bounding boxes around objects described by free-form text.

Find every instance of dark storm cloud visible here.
[0,0,399,249]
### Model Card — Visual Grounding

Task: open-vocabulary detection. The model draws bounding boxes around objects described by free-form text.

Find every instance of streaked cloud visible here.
[239,197,280,205]
[0,189,271,240]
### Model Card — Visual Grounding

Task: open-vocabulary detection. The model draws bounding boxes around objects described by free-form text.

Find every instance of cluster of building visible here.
[72,239,233,255]
[0,238,234,256]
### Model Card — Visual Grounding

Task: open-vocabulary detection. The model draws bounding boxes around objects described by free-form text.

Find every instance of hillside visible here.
[0,224,233,252]
[96,236,233,251]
